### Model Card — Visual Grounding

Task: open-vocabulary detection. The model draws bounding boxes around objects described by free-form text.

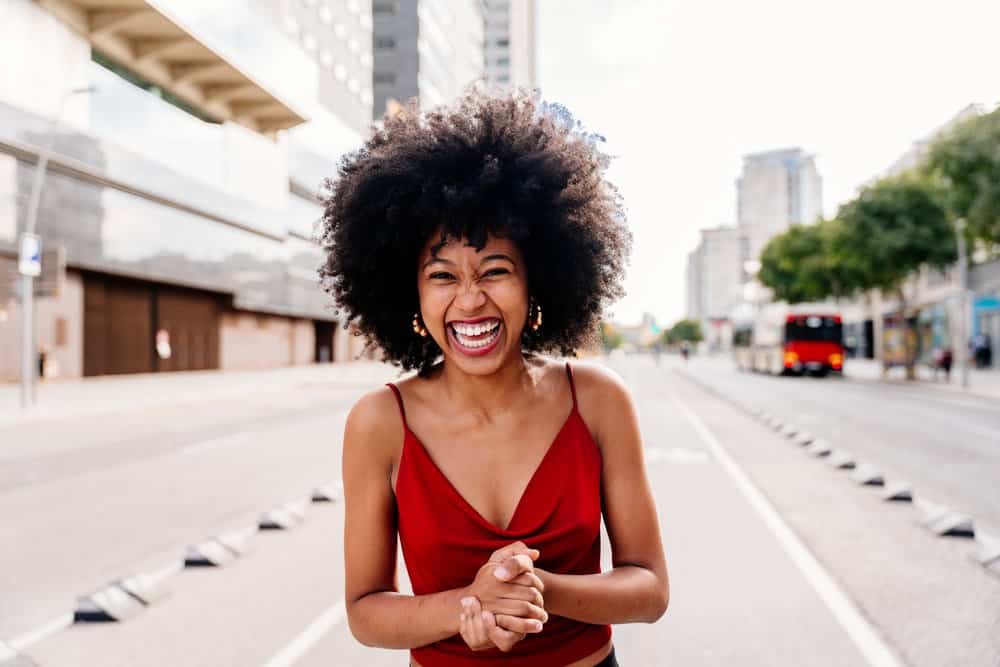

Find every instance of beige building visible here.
[686,226,744,350]
[0,0,375,382]
[483,0,537,89]
[736,147,823,262]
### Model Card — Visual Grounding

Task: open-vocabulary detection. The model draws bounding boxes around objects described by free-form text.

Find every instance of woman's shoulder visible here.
[565,359,634,437]
[344,383,406,453]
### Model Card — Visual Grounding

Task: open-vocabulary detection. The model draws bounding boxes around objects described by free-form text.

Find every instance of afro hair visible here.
[317,86,631,376]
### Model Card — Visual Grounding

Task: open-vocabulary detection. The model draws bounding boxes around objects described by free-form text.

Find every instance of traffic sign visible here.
[18,233,41,277]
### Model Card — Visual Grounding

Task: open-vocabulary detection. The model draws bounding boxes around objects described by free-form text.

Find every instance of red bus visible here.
[734,303,844,376]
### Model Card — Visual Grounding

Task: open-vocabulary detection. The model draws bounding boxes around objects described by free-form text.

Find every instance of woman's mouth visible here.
[447,318,503,356]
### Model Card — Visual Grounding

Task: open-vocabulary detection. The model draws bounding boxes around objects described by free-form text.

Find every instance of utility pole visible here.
[955,218,970,389]
[19,86,94,409]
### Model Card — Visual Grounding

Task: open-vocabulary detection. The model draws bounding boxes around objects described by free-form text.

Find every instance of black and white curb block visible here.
[916,499,975,538]
[850,464,885,487]
[881,481,913,502]
[259,497,311,530]
[780,423,799,438]
[806,439,832,457]
[185,539,239,567]
[826,450,857,470]
[312,480,343,503]
[117,563,177,603]
[794,431,815,446]
[74,583,146,622]
[0,641,36,667]
[972,531,1000,577]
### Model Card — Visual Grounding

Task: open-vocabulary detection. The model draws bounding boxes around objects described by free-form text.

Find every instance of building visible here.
[483,0,537,89]
[736,147,823,262]
[0,0,374,380]
[371,0,485,119]
[685,226,743,350]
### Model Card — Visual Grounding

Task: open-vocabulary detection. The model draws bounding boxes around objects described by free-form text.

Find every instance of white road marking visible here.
[6,612,74,652]
[668,389,905,667]
[261,600,346,667]
[178,431,256,455]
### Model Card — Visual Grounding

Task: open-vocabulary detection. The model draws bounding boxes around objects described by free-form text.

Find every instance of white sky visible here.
[537,0,1000,327]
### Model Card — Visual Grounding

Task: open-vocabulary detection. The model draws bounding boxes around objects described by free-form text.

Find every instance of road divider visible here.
[850,464,885,487]
[915,499,975,538]
[972,532,1000,578]
[880,481,912,502]
[826,450,857,470]
[806,439,832,457]
[0,640,34,667]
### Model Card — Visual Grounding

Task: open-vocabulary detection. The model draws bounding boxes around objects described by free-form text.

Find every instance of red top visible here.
[386,363,612,666]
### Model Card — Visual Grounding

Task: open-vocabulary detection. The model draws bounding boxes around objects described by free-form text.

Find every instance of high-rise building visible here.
[371,0,485,119]
[736,147,822,262]
[483,0,537,89]
[685,226,743,348]
[0,0,373,380]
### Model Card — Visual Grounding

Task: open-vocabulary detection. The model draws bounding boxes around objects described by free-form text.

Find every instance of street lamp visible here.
[19,85,95,409]
[955,218,970,389]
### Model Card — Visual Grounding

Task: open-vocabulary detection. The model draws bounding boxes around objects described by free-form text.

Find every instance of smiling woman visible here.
[319,87,666,667]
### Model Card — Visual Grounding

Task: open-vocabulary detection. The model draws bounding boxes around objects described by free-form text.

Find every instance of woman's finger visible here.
[464,598,490,649]
[482,609,524,652]
[494,613,545,635]
[507,570,545,594]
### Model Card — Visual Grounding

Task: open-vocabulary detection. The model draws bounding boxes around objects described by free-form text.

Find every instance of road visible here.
[1,357,997,666]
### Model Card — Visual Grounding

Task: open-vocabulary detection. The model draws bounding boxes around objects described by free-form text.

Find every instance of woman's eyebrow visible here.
[422,257,455,269]
[480,253,515,265]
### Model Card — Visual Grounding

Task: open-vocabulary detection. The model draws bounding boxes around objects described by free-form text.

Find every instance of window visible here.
[373,1,398,15]
[374,72,396,85]
[495,38,509,47]
[375,37,396,49]
[497,74,510,83]
[496,57,510,66]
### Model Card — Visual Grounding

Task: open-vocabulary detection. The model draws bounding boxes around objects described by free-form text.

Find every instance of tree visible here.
[926,106,1000,249]
[835,175,957,378]
[759,219,852,302]
[663,319,702,345]
[600,322,624,351]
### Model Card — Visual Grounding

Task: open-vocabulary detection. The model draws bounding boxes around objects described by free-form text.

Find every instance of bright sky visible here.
[537,0,1000,327]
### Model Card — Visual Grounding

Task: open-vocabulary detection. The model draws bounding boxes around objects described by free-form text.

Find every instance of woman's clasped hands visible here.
[458,541,549,652]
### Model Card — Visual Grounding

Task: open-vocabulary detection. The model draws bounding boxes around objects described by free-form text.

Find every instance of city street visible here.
[2,357,997,666]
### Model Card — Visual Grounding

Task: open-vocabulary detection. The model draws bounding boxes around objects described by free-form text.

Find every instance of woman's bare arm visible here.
[534,363,669,624]
[342,388,470,648]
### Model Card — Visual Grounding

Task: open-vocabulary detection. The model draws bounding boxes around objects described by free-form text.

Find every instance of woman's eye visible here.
[482,268,509,278]
[429,272,454,280]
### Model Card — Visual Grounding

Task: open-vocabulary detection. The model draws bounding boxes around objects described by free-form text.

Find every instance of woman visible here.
[322,88,668,666]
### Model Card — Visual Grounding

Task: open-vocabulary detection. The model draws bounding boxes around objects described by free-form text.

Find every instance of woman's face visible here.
[416,232,529,375]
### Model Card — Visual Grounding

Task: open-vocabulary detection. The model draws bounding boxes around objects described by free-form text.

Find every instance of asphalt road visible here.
[2,357,998,666]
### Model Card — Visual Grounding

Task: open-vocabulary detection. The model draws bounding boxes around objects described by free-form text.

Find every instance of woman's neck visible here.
[436,353,538,419]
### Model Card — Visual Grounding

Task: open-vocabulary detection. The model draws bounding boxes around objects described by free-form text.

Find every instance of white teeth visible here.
[452,320,499,336]
[452,321,501,350]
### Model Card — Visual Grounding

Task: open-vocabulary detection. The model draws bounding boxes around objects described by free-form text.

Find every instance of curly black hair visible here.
[317,86,631,376]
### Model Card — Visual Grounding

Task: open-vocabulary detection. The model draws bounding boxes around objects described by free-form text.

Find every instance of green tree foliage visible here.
[663,319,702,345]
[600,322,624,351]
[836,175,956,378]
[926,107,1000,248]
[759,220,847,302]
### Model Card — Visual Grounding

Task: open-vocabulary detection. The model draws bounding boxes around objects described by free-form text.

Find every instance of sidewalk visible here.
[843,358,1000,401]
[0,361,400,427]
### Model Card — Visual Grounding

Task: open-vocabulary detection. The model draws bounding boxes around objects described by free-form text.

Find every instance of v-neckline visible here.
[398,406,578,534]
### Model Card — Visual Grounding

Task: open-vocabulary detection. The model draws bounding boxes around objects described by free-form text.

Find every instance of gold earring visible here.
[530,301,543,331]
[412,312,428,337]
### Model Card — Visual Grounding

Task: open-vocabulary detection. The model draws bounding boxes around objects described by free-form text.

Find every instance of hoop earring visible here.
[530,300,543,332]
[412,312,428,337]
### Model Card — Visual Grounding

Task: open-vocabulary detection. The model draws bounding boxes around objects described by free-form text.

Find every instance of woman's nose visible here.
[455,281,487,311]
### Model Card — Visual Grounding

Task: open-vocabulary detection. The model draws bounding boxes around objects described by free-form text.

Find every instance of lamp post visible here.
[19,85,94,409]
[955,218,969,389]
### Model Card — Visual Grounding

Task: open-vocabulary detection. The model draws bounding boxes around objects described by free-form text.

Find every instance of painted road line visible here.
[5,613,73,652]
[178,431,256,456]
[668,389,905,667]
[262,600,347,667]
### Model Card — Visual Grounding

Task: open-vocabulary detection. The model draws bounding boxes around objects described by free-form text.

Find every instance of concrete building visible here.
[686,226,743,350]
[0,0,374,381]
[483,0,537,89]
[371,0,485,119]
[736,147,823,262]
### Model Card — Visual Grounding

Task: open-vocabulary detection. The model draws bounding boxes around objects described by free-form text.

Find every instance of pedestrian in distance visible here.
[321,87,668,667]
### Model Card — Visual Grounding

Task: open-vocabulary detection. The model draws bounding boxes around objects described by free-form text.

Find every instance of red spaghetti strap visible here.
[385,383,407,424]
[565,362,578,409]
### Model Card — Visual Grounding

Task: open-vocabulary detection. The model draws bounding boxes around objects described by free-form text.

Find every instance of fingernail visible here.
[481,610,490,621]
[460,597,472,607]
[494,567,509,579]
[532,620,542,630]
